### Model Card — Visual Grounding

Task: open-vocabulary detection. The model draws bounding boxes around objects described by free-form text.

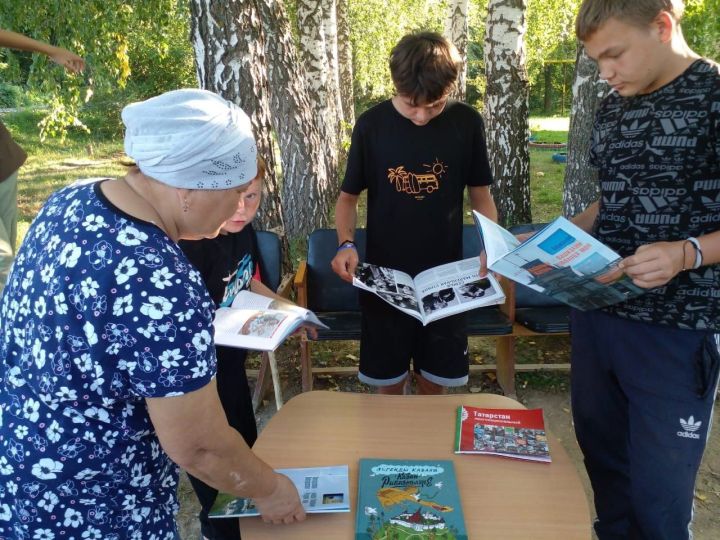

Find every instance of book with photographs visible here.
[454,405,551,463]
[352,258,505,326]
[472,210,645,311]
[209,465,350,518]
[356,458,467,540]
[213,290,328,351]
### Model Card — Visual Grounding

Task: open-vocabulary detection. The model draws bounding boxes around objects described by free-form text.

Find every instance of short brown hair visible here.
[389,32,461,105]
[576,0,685,40]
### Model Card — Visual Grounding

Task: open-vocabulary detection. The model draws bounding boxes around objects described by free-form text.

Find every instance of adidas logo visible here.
[677,416,702,439]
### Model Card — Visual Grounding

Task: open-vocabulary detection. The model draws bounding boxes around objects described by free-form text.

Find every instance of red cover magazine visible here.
[454,406,551,462]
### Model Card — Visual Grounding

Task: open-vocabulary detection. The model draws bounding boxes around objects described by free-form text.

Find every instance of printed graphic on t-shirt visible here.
[220,253,254,307]
[590,59,720,330]
[387,158,448,199]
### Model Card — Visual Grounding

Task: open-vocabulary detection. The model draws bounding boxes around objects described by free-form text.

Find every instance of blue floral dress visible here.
[0,181,217,540]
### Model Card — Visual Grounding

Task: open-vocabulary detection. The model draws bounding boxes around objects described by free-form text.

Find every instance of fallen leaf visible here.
[346,354,358,361]
[562,407,570,414]
[695,492,708,502]
[536,171,545,177]
[469,386,482,393]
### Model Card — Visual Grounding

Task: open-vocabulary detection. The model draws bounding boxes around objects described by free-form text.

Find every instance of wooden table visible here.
[242,391,591,539]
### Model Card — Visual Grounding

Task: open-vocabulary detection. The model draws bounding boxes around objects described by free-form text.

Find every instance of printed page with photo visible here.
[213,290,327,351]
[353,258,505,325]
[473,211,645,311]
[209,465,350,518]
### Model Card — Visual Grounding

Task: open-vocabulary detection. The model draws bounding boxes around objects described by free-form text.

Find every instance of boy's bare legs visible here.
[377,377,410,395]
[415,373,447,395]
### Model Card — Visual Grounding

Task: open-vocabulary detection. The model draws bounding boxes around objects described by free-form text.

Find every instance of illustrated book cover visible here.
[473,210,644,311]
[209,465,350,518]
[213,290,328,351]
[352,257,505,326]
[454,405,551,463]
[355,458,467,540]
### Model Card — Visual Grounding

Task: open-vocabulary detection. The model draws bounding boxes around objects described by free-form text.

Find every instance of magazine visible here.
[472,210,645,311]
[356,458,467,540]
[454,405,551,463]
[352,258,505,325]
[209,465,350,518]
[213,290,328,351]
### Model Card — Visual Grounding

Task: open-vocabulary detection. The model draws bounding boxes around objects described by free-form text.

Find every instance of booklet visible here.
[209,465,350,518]
[454,405,551,463]
[356,458,467,540]
[472,210,645,311]
[352,257,505,325]
[213,290,328,351]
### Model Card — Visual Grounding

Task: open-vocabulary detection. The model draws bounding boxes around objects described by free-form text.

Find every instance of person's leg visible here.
[570,310,632,540]
[414,313,468,395]
[0,170,18,254]
[617,327,720,540]
[358,296,417,393]
[190,348,257,540]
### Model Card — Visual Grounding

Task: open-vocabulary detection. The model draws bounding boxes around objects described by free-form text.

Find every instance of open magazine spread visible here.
[356,459,467,540]
[473,211,645,311]
[455,406,551,463]
[209,465,350,518]
[213,290,328,351]
[352,257,505,325]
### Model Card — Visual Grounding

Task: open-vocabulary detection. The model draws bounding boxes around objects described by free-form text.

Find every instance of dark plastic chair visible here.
[294,226,514,393]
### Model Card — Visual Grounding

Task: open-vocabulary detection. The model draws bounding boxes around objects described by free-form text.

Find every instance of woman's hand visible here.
[254,473,306,524]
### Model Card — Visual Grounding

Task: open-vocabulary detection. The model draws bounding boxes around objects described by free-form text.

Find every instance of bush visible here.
[0,83,28,108]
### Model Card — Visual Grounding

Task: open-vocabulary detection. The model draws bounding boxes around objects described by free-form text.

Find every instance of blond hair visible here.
[576,0,685,40]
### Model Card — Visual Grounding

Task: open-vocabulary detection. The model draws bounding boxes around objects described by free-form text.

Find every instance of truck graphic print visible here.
[388,159,447,198]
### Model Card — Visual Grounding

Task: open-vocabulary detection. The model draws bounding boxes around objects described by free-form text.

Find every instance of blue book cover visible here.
[355,458,467,540]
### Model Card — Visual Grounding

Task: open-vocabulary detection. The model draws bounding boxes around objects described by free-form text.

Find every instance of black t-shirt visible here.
[590,59,720,330]
[179,224,262,363]
[342,99,493,277]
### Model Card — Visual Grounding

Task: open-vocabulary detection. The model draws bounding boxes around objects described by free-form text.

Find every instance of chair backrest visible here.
[507,223,564,308]
[307,229,367,312]
[256,230,282,293]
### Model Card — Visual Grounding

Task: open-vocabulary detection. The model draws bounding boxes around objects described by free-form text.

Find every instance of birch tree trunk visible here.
[296,0,341,182]
[563,45,610,218]
[258,0,336,236]
[189,0,285,235]
[336,0,355,125]
[483,0,531,227]
[445,0,469,102]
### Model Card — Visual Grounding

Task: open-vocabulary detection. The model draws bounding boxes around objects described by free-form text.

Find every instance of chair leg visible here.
[495,335,517,398]
[300,339,313,392]
[267,351,283,410]
[252,352,273,412]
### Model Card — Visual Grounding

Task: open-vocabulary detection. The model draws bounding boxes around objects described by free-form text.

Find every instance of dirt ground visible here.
[176,338,720,540]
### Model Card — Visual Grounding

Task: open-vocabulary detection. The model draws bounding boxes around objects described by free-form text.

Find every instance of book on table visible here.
[454,405,551,463]
[213,290,328,351]
[473,210,645,311]
[352,258,505,326]
[208,465,350,518]
[355,458,467,540]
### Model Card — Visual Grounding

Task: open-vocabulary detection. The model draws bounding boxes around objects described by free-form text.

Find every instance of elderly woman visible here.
[0,89,305,539]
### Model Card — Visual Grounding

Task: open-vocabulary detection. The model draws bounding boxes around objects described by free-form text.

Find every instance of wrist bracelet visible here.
[337,240,356,252]
[687,237,703,269]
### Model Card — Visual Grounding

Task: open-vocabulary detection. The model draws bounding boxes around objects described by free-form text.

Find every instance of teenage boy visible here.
[331,32,497,395]
[571,2,720,539]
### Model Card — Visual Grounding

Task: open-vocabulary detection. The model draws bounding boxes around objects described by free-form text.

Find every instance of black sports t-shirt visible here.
[342,99,493,277]
[590,59,720,330]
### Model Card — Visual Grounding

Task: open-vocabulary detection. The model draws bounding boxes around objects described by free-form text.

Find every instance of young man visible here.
[331,32,497,395]
[571,2,720,538]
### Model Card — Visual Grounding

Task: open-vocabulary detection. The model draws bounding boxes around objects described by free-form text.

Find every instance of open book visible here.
[352,258,505,326]
[213,290,328,351]
[209,465,350,518]
[455,405,551,463]
[473,211,645,311]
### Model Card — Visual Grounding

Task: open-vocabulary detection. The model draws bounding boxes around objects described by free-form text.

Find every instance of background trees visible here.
[2,0,719,234]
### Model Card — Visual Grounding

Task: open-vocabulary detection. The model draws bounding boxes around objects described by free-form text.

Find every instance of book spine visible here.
[454,406,463,452]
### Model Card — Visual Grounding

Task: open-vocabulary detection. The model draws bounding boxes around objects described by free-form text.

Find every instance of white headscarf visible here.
[122,89,257,190]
